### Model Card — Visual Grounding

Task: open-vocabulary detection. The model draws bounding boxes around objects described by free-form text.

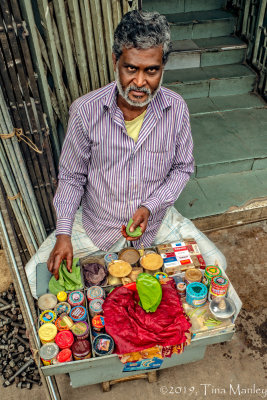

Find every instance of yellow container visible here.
[57,291,67,302]
[39,323,57,345]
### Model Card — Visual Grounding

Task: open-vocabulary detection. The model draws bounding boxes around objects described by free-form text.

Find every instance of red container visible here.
[71,340,91,360]
[55,330,74,349]
[57,348,72,363]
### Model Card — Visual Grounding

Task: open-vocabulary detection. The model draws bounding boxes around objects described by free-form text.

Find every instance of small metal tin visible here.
[38,294,57,311]
[69,306,87,322]
[208,276,229,301]
[40,343,59,366]
[89,298,104,317]
[104,252,118,268]
[87,286,105,302]
[72,340,91,360]
[92,315,105,332]
[55,317,70,331]
[72,321,90,340]
[54,302,71,316]
[68,291,85,307]
[93,334,114,357]
[39,309,57,325]
[186,282,208,308]
[203,266,222,287]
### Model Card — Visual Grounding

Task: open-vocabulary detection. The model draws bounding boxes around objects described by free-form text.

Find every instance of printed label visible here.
[123,357,163,372]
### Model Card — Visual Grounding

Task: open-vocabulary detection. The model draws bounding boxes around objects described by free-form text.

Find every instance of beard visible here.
[114,66,163,108]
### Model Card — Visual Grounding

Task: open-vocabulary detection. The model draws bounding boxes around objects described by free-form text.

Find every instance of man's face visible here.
[113,46,164,108]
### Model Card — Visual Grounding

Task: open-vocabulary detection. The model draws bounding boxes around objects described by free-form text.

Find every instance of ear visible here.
[112,53,117,71]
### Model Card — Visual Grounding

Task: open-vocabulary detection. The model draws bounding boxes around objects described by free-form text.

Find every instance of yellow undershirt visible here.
[125,110,146,143]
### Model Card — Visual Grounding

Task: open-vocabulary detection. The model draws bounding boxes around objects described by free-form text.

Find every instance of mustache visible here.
[126,85,151,95]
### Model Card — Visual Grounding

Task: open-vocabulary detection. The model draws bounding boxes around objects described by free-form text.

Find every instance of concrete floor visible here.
[1,221,267,400]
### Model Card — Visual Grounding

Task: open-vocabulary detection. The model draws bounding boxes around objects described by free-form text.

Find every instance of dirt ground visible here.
[1,221,266,400]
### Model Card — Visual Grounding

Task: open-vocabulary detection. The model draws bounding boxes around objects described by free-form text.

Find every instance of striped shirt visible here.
[54,81,194,251]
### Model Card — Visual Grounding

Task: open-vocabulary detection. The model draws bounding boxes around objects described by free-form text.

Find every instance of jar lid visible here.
[185,268,202,281]
[38,294,57,311]
[71,340,91,357]
[89,299,104,314]
[39,323,57,341]
[211,276,229,288]
[209,297,236,320]
[93,334,114,355]
[187,282,207,298]
[55,317,70,331]
[104,253,118,264]
[70,306,87,322]
[40,343,59,360]
[57,348,72,363]
[72,322,89,337]
[205,266,221,277]
[39,310,57,324]
[55,330,74,349]
[54,302,71,315]
[87,286,105,301]
[68,291,85,305]
[92,315,105,330]
[57,291,67,302]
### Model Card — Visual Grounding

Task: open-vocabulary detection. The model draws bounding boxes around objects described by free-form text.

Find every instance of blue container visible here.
[186,282,207,308]
[104,253,118,268]
[69,306,87,322]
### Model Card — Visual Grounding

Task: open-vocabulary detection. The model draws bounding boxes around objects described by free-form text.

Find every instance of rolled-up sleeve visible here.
[54,102,91,236]
[141,102,194,215]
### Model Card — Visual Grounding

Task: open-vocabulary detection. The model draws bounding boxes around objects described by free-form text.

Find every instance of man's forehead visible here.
[120,46,163,65]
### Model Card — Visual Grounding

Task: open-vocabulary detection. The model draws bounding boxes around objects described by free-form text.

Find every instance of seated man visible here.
[26,10,226,297]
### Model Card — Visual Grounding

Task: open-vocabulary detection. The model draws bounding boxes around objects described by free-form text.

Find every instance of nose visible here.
[133,71,146,87]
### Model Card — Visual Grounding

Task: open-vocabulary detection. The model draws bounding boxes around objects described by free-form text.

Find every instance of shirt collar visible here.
[103,81,171,118]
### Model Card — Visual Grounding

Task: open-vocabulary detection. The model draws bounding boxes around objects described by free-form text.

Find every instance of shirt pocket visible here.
[142,149,171,184]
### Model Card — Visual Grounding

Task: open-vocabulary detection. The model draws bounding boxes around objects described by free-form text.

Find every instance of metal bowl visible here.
[209,297,236,321]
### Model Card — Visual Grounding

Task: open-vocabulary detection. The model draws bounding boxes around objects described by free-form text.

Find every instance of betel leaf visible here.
[48,258,82,295]
[126,218,142,237]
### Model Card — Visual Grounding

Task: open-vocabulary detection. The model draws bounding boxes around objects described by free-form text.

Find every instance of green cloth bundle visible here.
[49,258,82,295]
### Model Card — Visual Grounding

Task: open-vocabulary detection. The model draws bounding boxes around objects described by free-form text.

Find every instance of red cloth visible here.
[103,279,191,355]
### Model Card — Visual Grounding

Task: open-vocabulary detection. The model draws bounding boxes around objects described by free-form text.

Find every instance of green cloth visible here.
[136,273,162,313]
[48,258,82,295]
[126,218,142,237]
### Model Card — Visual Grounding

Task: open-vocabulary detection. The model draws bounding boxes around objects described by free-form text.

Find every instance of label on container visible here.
[171,242,185,251]
[123,357,163,372]
[70,306,86,321]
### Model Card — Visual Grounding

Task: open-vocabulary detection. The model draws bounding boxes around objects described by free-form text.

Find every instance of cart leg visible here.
[147,370,157,383]
[102,381,111,392]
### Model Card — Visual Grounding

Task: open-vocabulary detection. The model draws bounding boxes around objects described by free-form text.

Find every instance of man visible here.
[26,10,226,296]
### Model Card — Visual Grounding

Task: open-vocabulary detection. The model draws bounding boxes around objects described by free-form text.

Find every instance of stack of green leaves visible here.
[136,273,162,313]
[49,258,82,295]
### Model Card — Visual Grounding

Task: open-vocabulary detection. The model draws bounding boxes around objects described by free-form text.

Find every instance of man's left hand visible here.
[121,206,150,241]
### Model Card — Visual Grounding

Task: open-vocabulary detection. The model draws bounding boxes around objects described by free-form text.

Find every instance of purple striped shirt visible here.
[54,82,194,250]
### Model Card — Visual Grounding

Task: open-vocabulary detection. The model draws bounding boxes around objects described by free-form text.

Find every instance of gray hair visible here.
[113,10,171,64]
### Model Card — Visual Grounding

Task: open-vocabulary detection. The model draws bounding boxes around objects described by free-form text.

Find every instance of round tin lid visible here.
[40,343,59,360]
[54,302,71,315]
[72,321,89,337]
[71,340,91,357]
[70,306,87,322]
[87,286,105,301]
[211,276,229,288]
[39,310,57,324]
[118,248,140,265]
[68,291,84,305]
[93,334,114,355]
[108,260,132,278]
[205,266,222,277]
[55,330,74,349]
[55,317,70,331]
[57,291,67,302]
[92,315,105,330]
[104,253,118,264]
[38,323,57,341]
[89,299,104,314]
[185,268,202,281]
[187,282,207,298]
[38,294,57,311]
[140,253,163,271]
[209,297,236,320]
[57,348,72,363]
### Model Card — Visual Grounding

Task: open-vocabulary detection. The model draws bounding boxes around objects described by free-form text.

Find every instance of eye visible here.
[147,67,158,74]
[127,66,136,72]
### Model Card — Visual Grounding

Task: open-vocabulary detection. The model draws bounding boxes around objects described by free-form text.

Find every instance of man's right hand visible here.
[47,235,73,280]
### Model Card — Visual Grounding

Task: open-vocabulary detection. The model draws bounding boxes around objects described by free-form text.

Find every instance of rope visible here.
[0,128,43,154]
[7,192,24,210]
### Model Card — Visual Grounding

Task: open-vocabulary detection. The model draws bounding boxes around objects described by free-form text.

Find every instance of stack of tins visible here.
[38,290,92,364]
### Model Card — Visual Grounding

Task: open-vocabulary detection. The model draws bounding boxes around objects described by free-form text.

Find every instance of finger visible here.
[66,255,73,273]
[139,220,147,233]
[47,255,53,273]
[53,254,62,280]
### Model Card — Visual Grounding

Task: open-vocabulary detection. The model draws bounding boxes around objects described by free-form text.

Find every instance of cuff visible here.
[56,217,73,236]
[140,197,161,216]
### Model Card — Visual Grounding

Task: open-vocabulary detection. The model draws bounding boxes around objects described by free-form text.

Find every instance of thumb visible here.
[130,216,142,232]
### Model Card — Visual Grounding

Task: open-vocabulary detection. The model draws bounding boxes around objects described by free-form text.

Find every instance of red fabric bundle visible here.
[102,279,191,354]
